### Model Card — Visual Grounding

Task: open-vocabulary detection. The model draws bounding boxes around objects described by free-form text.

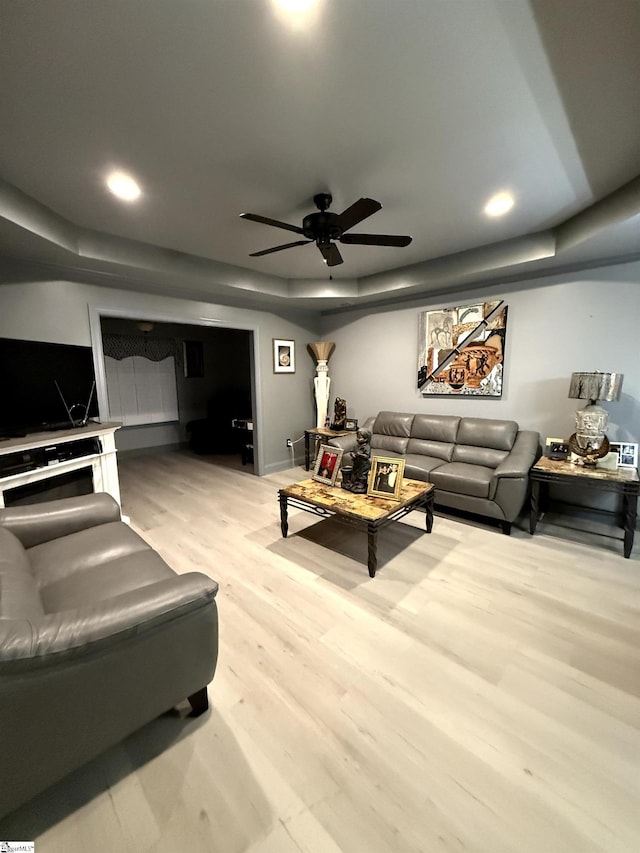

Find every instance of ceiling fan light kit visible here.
[240,193,412,267]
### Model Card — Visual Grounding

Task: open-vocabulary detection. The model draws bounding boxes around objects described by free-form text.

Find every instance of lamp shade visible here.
[568,372,623,402]
[308,341,335,362]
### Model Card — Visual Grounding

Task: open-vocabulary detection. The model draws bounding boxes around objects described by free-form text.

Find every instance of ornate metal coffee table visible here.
[278,477,434,578]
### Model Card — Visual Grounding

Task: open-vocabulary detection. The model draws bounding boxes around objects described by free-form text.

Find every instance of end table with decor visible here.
[529,457,639,558]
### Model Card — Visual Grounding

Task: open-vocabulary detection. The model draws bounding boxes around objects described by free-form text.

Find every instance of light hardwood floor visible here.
[1,449,639,852]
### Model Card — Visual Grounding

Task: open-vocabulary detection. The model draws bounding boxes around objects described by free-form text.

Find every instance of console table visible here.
[304,427,351,471]
[529,457,639,558]
[0,422,122,508]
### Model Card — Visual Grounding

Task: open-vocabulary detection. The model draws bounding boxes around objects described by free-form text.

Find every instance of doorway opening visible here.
[92,314,258,473]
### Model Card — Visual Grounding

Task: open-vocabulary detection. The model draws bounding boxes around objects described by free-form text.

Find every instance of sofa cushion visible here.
[411,414,461,443]
[452,444,509,469]
[403,454,447,481]
[371,435,409,455]
[456,418,518,451]
[28,522,176,613]
[0,528,44,620]
[406,437,455,462]
[373,411,414,438]
[370,411,414,456]
[430,462,494,499]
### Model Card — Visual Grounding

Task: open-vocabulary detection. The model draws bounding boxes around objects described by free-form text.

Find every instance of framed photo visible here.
[610,442,638,469]
[367,456,405,500]
[345,418,358,431]
[312,445,343,486]
[273,338,295,373]
[183,340,204,378]
[549,441,569,461]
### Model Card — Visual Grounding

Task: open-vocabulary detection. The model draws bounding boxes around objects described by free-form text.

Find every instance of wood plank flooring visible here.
[1,449,639,852]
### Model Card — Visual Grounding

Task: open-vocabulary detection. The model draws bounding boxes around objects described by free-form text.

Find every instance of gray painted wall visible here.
[0,278,320,473]
[320,261,640,447]
[1,259,638,482]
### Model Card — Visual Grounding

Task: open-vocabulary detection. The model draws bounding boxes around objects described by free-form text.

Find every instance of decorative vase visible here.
[308,341,336,430]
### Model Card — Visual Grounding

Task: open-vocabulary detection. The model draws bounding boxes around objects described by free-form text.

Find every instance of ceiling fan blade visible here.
[249,240,311,257]
[340,232,412,247]
[319,243,343,267]
[240,212,304,235]
[336,198,382,232]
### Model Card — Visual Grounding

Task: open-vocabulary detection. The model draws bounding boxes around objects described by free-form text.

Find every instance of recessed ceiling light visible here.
[273,0,316,12]
[484,191,514,217]
[106,171,141,202]
[270,0,321,29]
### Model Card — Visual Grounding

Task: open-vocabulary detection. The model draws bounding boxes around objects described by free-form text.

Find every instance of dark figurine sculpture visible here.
[330,396,347,430]
[341,428,372,493]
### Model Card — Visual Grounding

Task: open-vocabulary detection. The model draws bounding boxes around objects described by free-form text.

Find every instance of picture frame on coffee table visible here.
[312,445,343,486]
[367,456,405,500]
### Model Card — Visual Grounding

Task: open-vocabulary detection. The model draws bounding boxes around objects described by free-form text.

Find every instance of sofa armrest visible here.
[0,572,218,664]
[328,433,359,454]
[492,431,540,479]
[0,493,122,548]
[328,416,375,454]
[489,431,540,521]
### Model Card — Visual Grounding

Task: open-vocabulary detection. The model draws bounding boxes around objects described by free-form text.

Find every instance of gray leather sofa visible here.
[0,492,219,819]
[330,411,540,533]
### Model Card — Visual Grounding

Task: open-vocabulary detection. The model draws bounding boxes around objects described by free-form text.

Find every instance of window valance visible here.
[102,333,181,364]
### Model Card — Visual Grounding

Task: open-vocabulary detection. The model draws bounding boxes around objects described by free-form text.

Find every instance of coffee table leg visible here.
[424,493,434,533]
[623,492,637,558]
[279,494,289,538]
[367,523,378,578]
[304,432,311,471]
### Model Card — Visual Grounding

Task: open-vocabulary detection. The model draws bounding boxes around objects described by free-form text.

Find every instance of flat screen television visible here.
[0,337,99,437]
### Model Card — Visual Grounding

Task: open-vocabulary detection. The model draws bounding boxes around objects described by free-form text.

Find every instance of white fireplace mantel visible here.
[0,422,122,508]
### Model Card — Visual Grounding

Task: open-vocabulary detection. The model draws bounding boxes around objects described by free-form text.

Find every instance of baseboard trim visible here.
[117,442,185,459]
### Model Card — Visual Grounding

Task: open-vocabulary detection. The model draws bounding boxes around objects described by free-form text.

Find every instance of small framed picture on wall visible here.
[273,339,295,373]
[183,340,205,378]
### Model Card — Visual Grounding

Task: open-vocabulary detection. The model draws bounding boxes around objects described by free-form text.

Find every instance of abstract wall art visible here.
[417,300,508,396]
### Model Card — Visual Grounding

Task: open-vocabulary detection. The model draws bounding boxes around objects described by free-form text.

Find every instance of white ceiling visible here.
[1,0,639,313]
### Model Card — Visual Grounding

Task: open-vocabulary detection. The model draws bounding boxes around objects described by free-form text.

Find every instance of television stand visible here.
[0,422,122,508]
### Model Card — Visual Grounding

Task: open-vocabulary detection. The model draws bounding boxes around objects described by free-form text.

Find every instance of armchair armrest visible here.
[493,431,540,479]
[0,572,219,664]
[0,492,122,548]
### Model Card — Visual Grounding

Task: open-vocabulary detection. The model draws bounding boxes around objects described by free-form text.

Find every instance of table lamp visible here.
[568,371,623,466]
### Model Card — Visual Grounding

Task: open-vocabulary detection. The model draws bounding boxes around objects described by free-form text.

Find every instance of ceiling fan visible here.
[240,192,412,267]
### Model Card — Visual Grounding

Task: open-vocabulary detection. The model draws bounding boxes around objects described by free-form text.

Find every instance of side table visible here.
[529,457,639,558]
[304,427,351,471]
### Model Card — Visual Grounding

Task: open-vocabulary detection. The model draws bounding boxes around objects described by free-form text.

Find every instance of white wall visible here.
[321,261,640,446]
[0,279,321,473]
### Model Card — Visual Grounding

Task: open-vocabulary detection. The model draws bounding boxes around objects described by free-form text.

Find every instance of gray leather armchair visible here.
[0,493,219,819]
